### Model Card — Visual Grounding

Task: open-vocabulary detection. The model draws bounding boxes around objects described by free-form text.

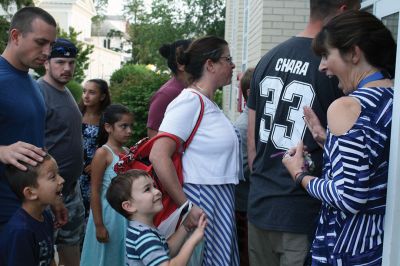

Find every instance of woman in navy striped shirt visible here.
[283,11,396,265]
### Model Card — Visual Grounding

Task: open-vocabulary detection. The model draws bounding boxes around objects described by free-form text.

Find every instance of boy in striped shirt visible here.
[106,169,206,266]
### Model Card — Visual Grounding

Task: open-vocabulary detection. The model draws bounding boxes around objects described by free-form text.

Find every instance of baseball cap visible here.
[49,38,78,59]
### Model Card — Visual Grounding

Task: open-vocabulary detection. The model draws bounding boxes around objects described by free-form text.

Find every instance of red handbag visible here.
[114,91,204,226]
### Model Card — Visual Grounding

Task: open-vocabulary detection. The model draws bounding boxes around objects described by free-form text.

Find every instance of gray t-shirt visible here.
[38,78,83,196]
[233,107,250,212]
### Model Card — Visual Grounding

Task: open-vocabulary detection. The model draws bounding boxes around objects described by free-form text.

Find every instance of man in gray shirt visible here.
[38,38,84,266]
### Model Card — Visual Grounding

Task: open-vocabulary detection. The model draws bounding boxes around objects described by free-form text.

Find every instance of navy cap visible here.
[49,38,78,59]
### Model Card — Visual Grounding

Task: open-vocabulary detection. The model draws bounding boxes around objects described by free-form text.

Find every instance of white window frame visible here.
[370,0,400,265]
[382,15,400,266]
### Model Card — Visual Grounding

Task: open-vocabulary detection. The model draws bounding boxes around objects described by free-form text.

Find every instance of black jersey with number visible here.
[247,37,343,234]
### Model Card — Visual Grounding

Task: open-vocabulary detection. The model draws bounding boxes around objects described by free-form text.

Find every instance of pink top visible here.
[146,76,185,131]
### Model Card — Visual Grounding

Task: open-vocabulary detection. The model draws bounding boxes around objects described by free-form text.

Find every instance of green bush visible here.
[110,64,150,85]
[67,80,83,103]
[0,16,9,53]
[110,64,169,144]
[214,89,223,108]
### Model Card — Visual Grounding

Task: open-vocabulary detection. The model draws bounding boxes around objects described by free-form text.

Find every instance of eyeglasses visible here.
[220,56,233,64]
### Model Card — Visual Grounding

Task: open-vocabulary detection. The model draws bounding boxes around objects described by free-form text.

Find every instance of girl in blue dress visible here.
[283,11,396,266]
[78,79,111,220]
[80,104,133,266]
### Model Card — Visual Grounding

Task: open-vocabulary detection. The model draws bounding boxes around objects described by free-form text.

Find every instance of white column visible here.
[382,13,400,266]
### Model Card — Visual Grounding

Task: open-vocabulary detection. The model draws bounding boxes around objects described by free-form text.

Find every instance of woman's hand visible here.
[304,107,326,148]
[184,205,205,229]
[95,224,109,243]
[282,141,306,180]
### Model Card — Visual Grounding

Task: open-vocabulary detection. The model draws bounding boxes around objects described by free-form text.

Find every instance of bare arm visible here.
[166,224,190,257]
[247,109,256,172]
[0,141,46,170]
[149,135,204,228]
[149,136,187,206]
[90,147,110,243]
[161,214,207,266]
[147,128,158,139]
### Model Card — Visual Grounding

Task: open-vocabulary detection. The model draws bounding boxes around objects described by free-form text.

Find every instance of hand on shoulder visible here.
[327,96,361,136]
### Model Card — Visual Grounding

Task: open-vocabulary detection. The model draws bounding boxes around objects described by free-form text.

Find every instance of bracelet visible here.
[295,172,310,188]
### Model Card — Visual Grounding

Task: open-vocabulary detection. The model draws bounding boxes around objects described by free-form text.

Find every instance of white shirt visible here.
[159,89,239,185]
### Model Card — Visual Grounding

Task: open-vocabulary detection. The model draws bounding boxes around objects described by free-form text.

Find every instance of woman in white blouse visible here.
[150,36,240,265]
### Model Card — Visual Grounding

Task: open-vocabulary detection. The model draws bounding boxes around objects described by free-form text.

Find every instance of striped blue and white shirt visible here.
[126,220,170,266]
[307,87,393,266]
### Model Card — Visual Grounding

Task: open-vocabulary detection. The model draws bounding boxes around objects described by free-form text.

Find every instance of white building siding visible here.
[224,0,308,120]
[86,46,124,82]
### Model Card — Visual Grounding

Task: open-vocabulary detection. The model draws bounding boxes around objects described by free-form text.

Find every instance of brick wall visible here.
[224,0,309,120]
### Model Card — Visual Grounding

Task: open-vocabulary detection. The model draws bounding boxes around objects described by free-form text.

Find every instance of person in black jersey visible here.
[246,1,361,265]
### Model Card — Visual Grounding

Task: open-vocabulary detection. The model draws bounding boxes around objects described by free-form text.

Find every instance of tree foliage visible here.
[0,0,33,11]
[125,0,225,70]
[66,79,83,103]
[0,16,9,53]
[183,0,225,37]
[110,64,169,143]
[91,0,108,24]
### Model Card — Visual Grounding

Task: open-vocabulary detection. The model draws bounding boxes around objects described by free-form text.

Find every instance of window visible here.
[362,5,373,13]
[382,12,399,42]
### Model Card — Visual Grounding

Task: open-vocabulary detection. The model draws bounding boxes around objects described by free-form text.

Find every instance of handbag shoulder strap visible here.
[153,91,204,152]
[183,91,205,150]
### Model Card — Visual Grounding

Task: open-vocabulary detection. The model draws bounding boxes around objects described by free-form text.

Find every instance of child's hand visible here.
[95,224,109,243]
[84,163,92,174]
[189,213,207,244]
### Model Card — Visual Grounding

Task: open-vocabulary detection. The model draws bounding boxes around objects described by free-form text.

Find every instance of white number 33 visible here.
[259,76,315,150]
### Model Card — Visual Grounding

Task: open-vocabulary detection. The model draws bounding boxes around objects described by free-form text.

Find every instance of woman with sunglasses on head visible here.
[283,11,396,265]
[149,36,240,265]
[78,79,111,221]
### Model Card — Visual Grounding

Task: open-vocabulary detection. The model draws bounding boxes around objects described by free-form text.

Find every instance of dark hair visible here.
[176,36,228,82]
[9,7,56,36]
[310,0,360,20]
[240,68,254,102]
[313,10,397,78]
[159,39,191,75]
[4,154,53,200]
[106,169,151,219]
[78,79,111,114]
[97,104,132,146]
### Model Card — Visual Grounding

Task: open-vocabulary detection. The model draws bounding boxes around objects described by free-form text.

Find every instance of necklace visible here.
[192,84,212,99]
[191,83,222,109]
[357,71,385,88]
